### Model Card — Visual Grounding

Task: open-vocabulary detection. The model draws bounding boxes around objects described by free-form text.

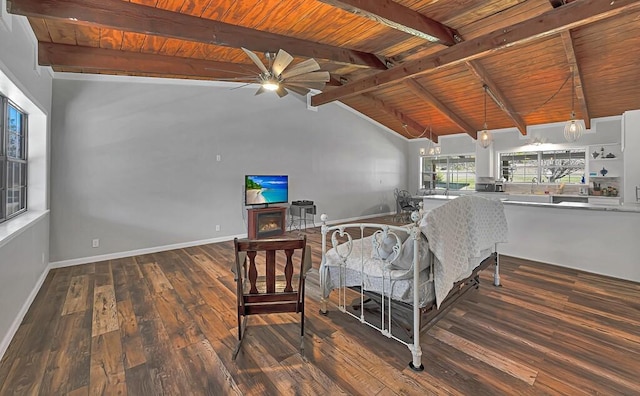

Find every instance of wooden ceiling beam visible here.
[359,93,435,141]
[311,0,640,106]
[560,31,591,129]
[8,0,387,70]
[403,79,476,139]
[38,42,256,79]
[317,0,461,46]
[465,61,528,136]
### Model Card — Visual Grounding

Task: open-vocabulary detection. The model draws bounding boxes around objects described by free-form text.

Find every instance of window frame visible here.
[499,148,586,185]
[420,154,476,191]
[1,96,28,223]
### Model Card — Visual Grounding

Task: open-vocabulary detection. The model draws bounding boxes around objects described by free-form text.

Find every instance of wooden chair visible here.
[232,236,311,360]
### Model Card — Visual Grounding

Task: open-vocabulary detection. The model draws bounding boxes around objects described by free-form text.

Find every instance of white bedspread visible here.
[322,233,435,306]
[424,195,508,307]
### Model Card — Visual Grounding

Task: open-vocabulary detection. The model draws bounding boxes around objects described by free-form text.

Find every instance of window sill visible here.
[0,210,49,249]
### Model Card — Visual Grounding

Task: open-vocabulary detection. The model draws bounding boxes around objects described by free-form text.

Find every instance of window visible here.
[500,149,585,184]
[421,155,476,191]
[1,96,28,223]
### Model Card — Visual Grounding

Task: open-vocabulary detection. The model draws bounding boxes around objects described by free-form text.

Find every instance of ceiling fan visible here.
[231,48,330,97]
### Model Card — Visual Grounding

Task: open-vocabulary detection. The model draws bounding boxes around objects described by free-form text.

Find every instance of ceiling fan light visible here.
[262,81,279,91]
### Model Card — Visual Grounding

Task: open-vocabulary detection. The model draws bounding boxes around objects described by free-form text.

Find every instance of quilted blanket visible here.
[423,195,508,307]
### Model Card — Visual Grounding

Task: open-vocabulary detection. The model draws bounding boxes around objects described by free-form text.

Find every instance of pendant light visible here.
[479,85,492,148]
[564,67,584,142]
[427,125,440,155]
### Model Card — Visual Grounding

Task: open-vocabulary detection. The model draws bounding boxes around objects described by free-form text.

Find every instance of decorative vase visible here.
[592,151,599,159]
[600,167,608,177]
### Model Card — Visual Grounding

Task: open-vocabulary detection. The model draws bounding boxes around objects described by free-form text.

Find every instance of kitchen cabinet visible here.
[622,109,640,204]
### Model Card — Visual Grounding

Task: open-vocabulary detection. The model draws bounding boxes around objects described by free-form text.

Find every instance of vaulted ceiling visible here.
[9,0,640,141]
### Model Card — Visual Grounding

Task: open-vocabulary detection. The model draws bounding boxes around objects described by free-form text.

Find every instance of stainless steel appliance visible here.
[475,177,496,192]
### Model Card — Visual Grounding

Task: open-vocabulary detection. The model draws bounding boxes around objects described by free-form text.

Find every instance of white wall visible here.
[0,7,52,358]
[49,76,408,263]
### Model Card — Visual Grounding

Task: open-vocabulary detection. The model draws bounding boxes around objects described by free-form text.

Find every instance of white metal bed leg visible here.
[409,227,424,371]
[320,216,329,315]
[493,246,501,287]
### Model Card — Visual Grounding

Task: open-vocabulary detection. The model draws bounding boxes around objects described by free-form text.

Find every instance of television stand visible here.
[247,207,286,239]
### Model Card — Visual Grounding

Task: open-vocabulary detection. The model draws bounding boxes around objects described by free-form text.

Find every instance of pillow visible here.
[391,232,429,271]
[371,231,409,260]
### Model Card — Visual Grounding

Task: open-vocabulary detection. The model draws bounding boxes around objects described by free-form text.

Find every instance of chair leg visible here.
[300,309,305,357]
[232,316,248,360]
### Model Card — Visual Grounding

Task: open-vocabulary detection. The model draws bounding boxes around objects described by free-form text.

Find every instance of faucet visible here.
[530,177,538,193]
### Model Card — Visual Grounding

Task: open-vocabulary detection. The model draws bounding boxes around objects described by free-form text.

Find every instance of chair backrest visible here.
[234,237,310,315]
[396,189,414,208]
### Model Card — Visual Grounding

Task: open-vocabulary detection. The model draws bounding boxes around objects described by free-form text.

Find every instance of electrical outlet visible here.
[92,238,99,248]
[215,225,220,231]
[216,154,221,162]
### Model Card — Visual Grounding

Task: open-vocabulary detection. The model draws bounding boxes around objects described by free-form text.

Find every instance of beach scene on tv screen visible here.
[246,175,288,204]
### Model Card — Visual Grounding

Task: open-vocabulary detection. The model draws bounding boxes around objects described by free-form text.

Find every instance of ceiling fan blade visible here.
[283,84,310,96]
[285,71,330,83]
[275,86,289,98]
[254,86,266,96]
[271,49,294,77]
[280,58,320,79]
[241,47,269,74]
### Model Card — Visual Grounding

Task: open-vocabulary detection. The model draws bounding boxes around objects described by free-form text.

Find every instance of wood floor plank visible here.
[431,327,539,385]
[61,274,91,315]
[92,284,119,337]
[89,330,126,395]
[40,309,91,394]
[2,215,639,394]
[303,332,387,395]
[117,299,146,369]
[180,339,243,395]
[152,289,204,350]
[0,351,49,395]
[141,262,173,293]
[279,353,349,395]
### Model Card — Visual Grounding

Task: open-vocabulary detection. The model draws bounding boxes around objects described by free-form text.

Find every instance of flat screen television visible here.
[245,175,289,206]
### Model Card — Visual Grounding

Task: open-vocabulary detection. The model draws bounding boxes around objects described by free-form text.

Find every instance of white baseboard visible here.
[49,233,247,269]
[50,212,396,269]
[0,261,51,361]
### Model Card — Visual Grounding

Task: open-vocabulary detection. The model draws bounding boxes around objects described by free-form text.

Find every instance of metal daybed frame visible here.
[319,208,503,371]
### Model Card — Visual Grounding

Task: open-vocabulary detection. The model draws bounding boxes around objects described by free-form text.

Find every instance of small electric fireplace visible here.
[247,207,286,239]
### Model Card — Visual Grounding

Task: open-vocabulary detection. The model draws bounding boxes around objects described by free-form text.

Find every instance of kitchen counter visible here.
[420,194,640,213]
[419,194,640,283]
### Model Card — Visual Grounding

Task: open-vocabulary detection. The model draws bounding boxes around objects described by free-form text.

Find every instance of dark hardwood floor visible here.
[1,216,639,395]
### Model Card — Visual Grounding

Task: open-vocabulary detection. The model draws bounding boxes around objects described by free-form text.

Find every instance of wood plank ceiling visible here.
[9,0,640,141]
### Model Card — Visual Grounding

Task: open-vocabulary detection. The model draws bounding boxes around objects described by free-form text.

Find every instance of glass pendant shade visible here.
[479,127,492,148]
[564,111,584,142]
[479,86,492,149]
[564,68,584,142]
